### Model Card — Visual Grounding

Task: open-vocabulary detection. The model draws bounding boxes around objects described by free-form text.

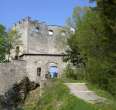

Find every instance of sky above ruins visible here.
[0,0,95,28]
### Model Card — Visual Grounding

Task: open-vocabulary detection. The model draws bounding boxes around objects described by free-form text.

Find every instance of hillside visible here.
[21,80,103,110]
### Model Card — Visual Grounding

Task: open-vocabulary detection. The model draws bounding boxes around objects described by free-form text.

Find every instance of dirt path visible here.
[65,83,106,104]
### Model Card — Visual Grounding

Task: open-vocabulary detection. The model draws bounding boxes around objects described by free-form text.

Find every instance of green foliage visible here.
[91,0,116,58]
[6,29,21,61]
[63,64,85,80]
[66,4,116,97]
[0,24,7,63]
[0,24,21,62]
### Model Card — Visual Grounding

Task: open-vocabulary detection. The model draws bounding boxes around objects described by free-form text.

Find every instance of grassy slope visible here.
[23,80,99,110]
[86,82,116,110]
[23,88,40,110]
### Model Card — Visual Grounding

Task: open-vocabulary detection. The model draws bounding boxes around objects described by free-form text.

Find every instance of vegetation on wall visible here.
[0,25,7,63]
[0,25,21,62]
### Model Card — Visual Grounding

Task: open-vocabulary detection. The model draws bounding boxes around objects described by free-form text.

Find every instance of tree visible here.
[91,0,116,53]
[6,29,21,61]
[0,25,7,63]
[65,7,105,66]
[89,0,116,96]
[65,5,116,97]
[0,24,21,62]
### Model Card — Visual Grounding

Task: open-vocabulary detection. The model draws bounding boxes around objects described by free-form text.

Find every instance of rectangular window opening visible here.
[37,67,41,76]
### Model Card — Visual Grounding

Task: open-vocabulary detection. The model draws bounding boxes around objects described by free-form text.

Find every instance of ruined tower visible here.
[10,17,68,82]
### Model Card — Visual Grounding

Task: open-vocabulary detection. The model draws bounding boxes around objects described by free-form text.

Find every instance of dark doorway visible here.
[15,46,20,60]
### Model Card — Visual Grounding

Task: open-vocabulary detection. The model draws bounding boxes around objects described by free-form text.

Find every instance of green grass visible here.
[22,88,40,110]
[61,73,116,110]
[86,82,116,110]
[23,79,99,110]
[22,79,116,110]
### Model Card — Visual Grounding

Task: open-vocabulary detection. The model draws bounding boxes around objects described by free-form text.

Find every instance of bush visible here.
[86,58,116,98]
[63,64,86,80]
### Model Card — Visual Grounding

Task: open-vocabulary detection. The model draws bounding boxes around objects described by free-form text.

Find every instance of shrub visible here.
[86,58,116,97]
[63,64,86,80]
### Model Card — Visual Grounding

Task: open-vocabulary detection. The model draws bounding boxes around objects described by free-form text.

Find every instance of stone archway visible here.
[46,62,59,78]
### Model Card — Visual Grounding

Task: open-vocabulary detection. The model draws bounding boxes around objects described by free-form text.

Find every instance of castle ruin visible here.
[0,17,70,110]
[11,17,68,81]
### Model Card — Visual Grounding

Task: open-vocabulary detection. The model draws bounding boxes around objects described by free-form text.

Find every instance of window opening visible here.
[37,67,41,76]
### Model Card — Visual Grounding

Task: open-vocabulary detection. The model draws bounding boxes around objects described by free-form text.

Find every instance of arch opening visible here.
[48,30,54,36]
[47,62,59,78]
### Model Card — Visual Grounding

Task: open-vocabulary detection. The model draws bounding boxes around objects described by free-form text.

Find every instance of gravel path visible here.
[65,83,106,104]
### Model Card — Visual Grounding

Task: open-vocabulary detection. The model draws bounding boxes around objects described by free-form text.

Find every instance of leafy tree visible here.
[89,0,116,96]
[65,7,105,67]
[65,4,116,97]
[6,29,21,61]
[0,25,7,63]
[0,24,21,62]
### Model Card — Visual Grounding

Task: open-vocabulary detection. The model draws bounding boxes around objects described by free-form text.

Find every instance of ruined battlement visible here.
[11,17,68,59]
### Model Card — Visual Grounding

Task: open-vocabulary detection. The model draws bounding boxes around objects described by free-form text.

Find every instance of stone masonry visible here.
[10,17,68,82]
[0,60,27,95]
[0,17,68,95]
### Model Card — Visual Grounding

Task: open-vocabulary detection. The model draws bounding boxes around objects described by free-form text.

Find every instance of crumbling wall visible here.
[48,25,68,54]
[28,21,49,54]
[0,60,27,95]
[11,17,68,56]
[23,55,66,82]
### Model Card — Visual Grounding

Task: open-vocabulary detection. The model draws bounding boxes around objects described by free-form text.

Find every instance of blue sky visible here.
[0,0,95,28]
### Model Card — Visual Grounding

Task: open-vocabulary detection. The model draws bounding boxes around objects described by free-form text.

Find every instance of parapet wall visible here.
[11,17,68,56]
[0,60,27,95]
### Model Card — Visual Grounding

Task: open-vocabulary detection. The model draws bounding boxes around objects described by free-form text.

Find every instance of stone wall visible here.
[28,21,48,54]
[23,55,66,82]
[48,25,68,54]
[0,60,27,95]
[8,17,68,91]
[11,17,68,57]
[27,21,68,54]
